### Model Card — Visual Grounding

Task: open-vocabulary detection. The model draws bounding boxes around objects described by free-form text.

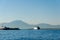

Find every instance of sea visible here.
[0,30,60,40]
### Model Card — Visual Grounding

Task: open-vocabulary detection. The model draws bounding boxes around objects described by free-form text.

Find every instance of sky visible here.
[0,0,60,25]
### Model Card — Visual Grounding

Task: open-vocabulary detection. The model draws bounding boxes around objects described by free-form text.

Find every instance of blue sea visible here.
[0,30,60,40]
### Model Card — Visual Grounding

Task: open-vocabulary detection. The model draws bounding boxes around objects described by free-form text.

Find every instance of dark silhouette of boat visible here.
[3,27,20,30]
[0,26,20,30]
[37,26,40,30]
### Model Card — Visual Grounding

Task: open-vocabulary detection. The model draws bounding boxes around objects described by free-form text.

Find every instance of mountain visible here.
[36,23,60,29]
[0,20,34,29]
[0,20,60,29]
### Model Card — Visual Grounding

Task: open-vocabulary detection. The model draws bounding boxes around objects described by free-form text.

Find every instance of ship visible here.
[0,26,20,30]
[33,26,40,30]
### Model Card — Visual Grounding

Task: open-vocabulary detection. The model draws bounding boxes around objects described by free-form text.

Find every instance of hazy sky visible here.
[0,0,60,25]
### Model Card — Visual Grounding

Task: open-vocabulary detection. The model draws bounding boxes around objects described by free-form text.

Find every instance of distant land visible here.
[0,20,60,29]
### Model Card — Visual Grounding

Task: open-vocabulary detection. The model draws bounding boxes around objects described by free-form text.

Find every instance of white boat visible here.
[33,26,40,30]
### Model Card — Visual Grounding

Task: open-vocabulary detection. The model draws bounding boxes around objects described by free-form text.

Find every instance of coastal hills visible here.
[0,20,60,29]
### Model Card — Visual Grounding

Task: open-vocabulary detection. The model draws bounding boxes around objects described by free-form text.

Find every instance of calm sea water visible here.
[0,30,60,40]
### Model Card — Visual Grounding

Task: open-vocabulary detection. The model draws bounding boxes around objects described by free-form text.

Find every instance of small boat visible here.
[33,26,40,30]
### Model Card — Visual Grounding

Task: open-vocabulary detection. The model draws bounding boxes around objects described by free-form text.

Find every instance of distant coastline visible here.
[0,20,60,30]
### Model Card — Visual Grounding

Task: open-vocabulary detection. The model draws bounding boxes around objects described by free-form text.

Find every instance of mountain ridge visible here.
[0,20,60,29]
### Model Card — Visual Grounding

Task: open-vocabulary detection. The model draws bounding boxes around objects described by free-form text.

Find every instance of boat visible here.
[33,26,40,30]
[3,27,20,30]
[0,26,20,30]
